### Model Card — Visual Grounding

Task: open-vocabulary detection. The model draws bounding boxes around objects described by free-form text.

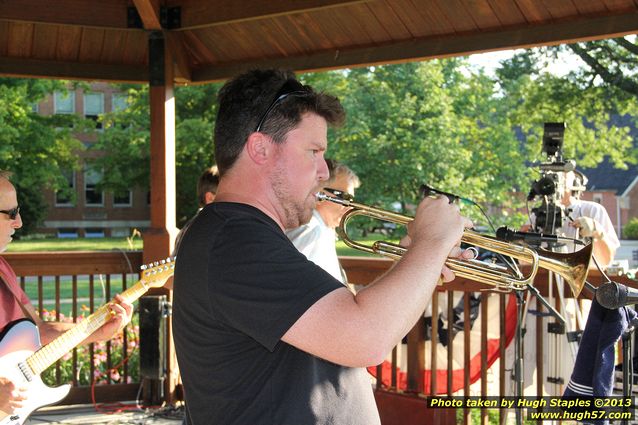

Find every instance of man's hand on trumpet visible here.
[401,195,474,282]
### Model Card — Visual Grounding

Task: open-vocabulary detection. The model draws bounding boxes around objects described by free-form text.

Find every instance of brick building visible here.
[37,82,150,238]
[580,160,638,239]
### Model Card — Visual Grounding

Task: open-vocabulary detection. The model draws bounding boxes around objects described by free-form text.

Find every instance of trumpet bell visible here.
[538,242,593,297]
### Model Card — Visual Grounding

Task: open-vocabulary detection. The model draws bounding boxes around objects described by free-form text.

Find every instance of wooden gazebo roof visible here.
[1,0,638,84]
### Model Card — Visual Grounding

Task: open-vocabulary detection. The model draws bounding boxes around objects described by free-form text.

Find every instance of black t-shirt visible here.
[173,202,380,425]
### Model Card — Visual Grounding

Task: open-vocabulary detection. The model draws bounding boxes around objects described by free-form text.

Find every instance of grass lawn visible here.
[336,234,400,257]
[8,235,386,256]
[6,237,144,315]
[6,237,144,252]
[22,275,141,316]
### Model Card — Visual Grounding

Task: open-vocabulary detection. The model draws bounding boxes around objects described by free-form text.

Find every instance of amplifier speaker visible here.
[139,295,168,380]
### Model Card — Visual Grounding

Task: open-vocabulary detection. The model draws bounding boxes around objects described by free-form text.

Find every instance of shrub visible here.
[623,217,638,240]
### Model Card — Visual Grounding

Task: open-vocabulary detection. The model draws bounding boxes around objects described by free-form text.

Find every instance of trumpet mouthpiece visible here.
[315,191,351,206]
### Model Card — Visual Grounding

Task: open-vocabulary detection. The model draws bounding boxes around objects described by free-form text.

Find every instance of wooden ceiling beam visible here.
[191,11,638,82]
[0,56,148,83]
[0,0,367,30]
[0,0,131,29]
[133,0,162,30]
[166,31,193,83]
[175,0,368,30]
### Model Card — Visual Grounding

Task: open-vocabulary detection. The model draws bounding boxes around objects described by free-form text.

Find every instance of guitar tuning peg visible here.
[160,259,166,264]
[166,256,172,262]
[140,264,148,270]
[154,261,159,267]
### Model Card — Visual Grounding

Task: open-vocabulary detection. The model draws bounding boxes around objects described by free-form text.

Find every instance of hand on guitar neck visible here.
[85,294,133,343]
[37,294,133,346]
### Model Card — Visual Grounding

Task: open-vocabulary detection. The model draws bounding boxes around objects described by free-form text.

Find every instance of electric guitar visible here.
[0,258,175,425]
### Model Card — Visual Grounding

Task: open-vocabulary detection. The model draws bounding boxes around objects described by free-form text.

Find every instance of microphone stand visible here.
[510,282,566,425]
[505,236,568,425]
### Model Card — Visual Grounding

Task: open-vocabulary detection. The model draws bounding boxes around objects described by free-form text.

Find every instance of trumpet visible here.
[316,192,592,296]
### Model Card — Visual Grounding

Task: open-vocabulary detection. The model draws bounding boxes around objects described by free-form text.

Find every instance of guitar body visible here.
[0,258,174,425]
[0,320,71,425]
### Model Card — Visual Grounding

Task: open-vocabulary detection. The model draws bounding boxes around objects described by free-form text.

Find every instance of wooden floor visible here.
[25,403,184,425]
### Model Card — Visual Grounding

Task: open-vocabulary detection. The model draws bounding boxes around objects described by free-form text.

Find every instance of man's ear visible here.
[204,192,216,204]
[245,132,271,165]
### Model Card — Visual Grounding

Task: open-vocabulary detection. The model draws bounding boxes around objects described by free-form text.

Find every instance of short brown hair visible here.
[214,69,345,176]
[197,165,219,206]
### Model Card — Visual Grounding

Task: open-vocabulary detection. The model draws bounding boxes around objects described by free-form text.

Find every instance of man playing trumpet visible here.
[172,68,474,424]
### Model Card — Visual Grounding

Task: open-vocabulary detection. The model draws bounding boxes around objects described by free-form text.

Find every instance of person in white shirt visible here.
[286,159,360,284]
[523,169,619,268]
[562,170,619,268]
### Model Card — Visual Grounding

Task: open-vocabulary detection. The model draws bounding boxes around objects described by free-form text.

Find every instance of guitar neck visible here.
[26,278,152,376]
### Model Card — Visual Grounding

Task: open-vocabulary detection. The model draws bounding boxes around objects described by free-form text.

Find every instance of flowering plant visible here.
[39,307,140,386]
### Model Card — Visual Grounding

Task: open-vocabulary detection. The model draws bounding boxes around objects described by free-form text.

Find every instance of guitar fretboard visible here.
[25,264,170,376]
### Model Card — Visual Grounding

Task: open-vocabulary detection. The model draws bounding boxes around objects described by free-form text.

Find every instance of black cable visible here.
[422,184,523,280]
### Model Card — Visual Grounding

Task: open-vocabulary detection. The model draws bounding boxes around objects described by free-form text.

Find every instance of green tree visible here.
[497,49,638,170]
[313,62,529,231]
[567,37,638,97]
[0,79,83,235]
[90,82,222,227]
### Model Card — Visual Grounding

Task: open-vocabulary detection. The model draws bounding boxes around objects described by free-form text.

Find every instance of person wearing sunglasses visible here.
[286,159,360,285]
[172,69,473,425]
[0,170,134,416]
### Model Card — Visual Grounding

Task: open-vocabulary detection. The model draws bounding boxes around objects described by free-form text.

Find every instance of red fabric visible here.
[0,256,30,331]
[369,293,518,394]
[374,389,457,425]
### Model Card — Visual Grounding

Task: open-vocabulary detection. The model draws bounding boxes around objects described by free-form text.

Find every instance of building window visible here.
[58,228,79,239]
[112,93,129,112]
[85,228,105,238]
[31,103,39,113]
[54,91,75,114]
[84,92,104,129]
[113,190,132,207]
[85,169,104,206]
[55,170,76,206]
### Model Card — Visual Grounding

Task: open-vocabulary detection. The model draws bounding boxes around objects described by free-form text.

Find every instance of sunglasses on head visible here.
[0,206,19,220]
[254,79,310,133]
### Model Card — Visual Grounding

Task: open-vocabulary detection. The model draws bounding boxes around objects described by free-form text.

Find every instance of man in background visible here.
[523,169,619,267]
[563,169,619,267]
[286,159,360,284]
[173,165,219,255]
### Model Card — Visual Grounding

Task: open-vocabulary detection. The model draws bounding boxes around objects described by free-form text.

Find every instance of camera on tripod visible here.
[527,122,576,235]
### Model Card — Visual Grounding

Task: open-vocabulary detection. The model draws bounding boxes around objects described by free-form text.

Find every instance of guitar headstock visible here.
[140,257,176,288]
